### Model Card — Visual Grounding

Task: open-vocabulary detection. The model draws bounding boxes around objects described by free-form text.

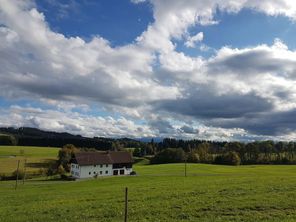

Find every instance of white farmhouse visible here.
[70,151,133,179]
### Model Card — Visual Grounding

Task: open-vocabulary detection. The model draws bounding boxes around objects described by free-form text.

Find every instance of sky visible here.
[1,0,296,141]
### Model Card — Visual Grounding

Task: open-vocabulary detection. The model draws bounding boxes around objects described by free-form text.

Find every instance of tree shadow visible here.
[26,159,56,168]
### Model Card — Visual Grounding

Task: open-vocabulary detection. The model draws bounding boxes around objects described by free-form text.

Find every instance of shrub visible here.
[58,144,79,172]
[46,166,56,177]
[187,151,200,163]
[60,174,69,180]
[215,151,241,166]
[133,147,142,157]
[0,173,7,181]
[38,168,47,176]
[0,134,17,145]
[130,171,137,176]
[281,157,290,164]
[151,148,185,164]
[195,143,214,163]
[57,164,66,175]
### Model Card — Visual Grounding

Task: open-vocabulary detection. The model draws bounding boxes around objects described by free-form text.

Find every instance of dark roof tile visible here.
[73,151,132,166]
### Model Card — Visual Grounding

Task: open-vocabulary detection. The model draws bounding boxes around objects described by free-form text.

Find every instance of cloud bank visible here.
[1,0,296,140]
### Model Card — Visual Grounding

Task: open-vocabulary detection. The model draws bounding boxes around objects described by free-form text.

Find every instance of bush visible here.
[133,147,142,157]
[151,148,185,164]
[57,165,66,175]
[215,151,241,166]
[38,168,48,176]
[130,171,137,176]
[46,166,56,177]
[195,143,214,163]
[0,173,7,181]
[0,134,17,145]
[187,151,200,163]
[58,144,79,172]
[60,174,69,180]
[281,157,290,164]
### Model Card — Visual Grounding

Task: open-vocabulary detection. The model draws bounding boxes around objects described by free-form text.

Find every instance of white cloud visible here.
[0,106,155,138]
[0,0,180,106]
[185,32,204,48]
[131,0,147,4]
[1,0,296,140]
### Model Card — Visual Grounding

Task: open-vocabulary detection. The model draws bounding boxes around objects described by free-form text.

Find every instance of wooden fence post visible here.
[15,160,20,190]
[23,159,27,184]
[184,155,187,177]
[124,187,128,222]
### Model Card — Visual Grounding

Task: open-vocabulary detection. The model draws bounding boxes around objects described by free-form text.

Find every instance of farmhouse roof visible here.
[73,151,133,166]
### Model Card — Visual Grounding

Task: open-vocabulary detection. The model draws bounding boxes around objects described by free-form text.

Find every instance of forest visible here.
[140,138,296,165]
[1,127,296,165]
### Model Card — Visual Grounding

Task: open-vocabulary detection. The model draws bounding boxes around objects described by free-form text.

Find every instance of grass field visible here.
[0,146,59,176]
[1,162,296,222]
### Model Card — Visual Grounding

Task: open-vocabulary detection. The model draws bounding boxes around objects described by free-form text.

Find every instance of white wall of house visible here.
[113,167,133,175]
[71,163,133,178]
[77,164,113,179]
[125,167,132,174]
[71,163,80,178]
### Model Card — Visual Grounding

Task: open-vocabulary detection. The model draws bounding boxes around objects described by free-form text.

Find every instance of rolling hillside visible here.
[0,146,59,176]
[1,163,296,221]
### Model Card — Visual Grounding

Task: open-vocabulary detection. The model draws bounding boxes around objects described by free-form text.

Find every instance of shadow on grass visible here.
[26,159,56,168]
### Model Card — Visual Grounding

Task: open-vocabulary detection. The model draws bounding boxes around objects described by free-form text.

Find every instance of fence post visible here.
[23,159,27,184]
[184,155,187,177]
[124,187,128,222]
[15,160,20,190]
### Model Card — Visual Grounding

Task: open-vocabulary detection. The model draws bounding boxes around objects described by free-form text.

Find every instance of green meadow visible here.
[0,146,59,176]
[1,160,296,222]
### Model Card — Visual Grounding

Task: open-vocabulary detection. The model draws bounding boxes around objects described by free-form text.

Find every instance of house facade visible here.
[70,151,133,179]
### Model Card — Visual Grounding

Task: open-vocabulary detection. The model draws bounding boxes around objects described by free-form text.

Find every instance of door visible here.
[113,170,118,175]
[120,169,124,175]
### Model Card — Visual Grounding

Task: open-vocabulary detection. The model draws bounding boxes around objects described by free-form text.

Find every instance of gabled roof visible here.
[108,151,133,164]
[73,151,133,166]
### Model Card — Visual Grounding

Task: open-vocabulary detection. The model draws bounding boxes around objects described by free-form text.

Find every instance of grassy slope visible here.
[1,163,296,222]
[0,146,59,175]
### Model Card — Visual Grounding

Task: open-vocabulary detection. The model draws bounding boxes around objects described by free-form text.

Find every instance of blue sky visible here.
[36,2,296,52]
[1,0,296,140]
[177,9,296,58]
[36,0,154,46]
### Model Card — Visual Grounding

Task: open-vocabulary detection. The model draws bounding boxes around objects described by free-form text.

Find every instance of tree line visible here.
[0,127,142,149]
[147,140,296,165]
[2,127,296,165]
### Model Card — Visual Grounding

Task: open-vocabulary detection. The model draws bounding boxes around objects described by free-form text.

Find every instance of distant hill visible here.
[136,137,163,143]
[0,127,143,149]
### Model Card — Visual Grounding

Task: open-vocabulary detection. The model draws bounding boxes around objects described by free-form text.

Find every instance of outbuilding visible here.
[70,151,133,179]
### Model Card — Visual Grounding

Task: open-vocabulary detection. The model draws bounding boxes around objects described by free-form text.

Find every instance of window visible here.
[89,172,91,175]
[105,170,108,174]
[106,164,108,167]
[100,164,103,168]
[93,172,96,174]
[94,165,96,167]
[100,171,102,175]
